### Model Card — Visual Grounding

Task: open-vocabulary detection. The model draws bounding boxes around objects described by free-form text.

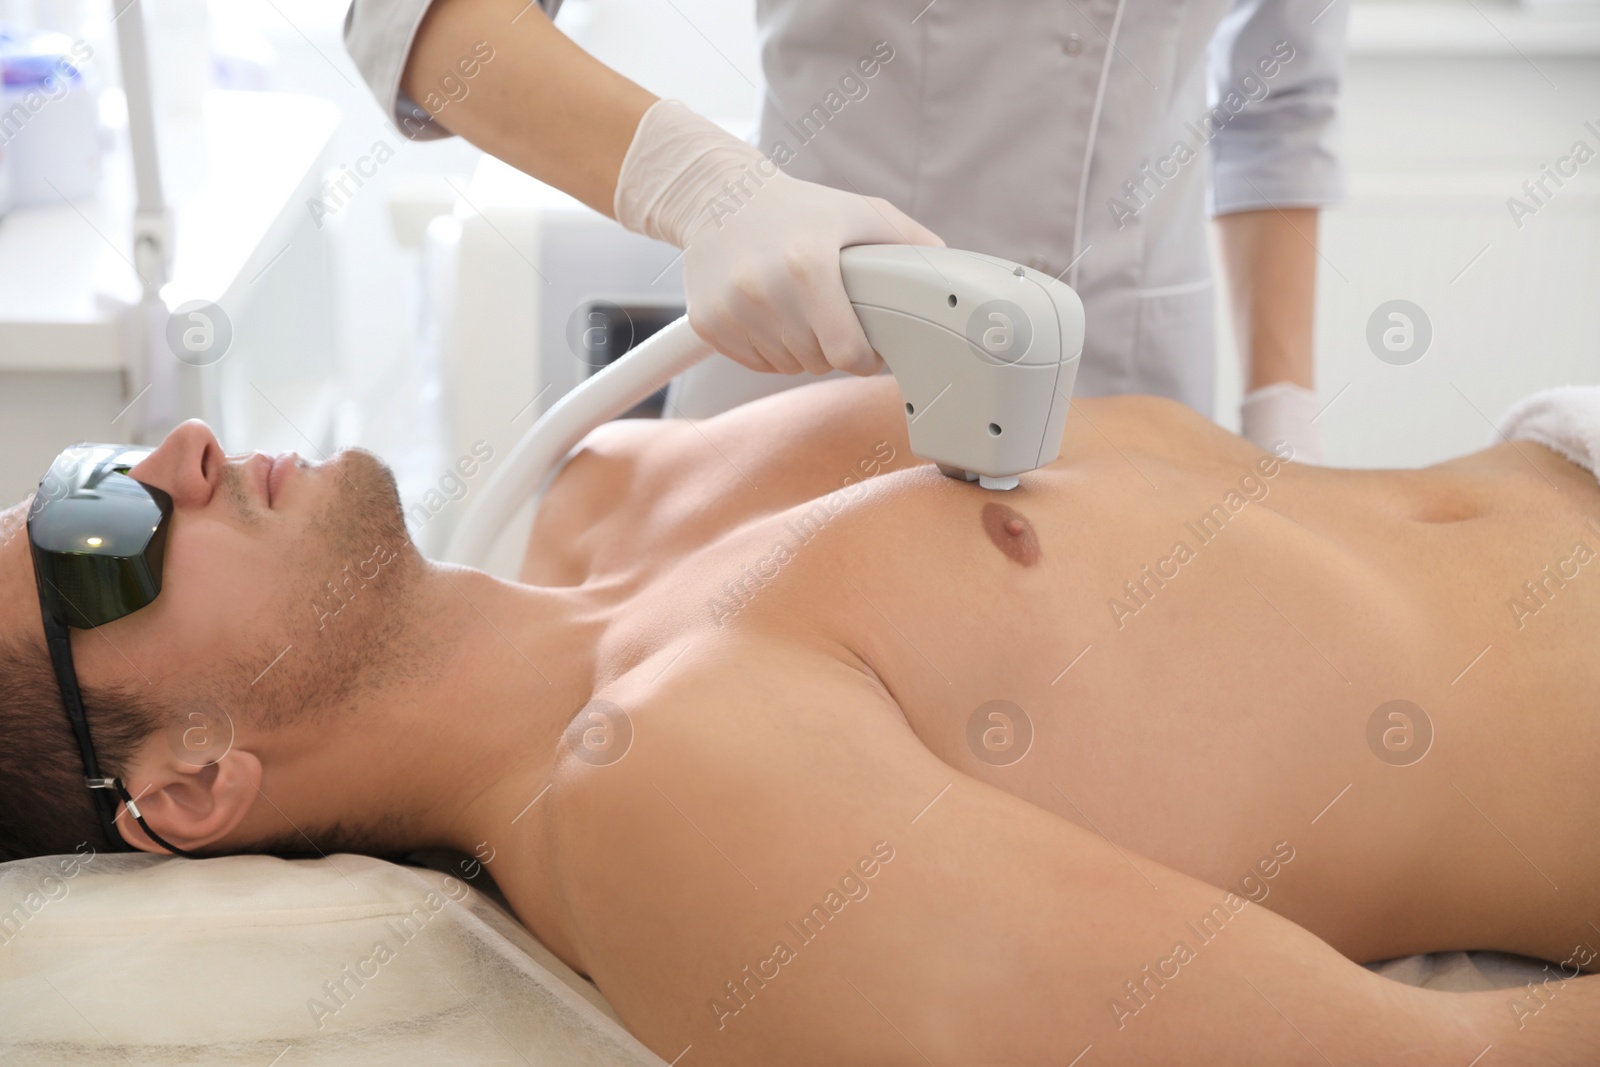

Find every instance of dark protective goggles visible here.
[26,443,194,857]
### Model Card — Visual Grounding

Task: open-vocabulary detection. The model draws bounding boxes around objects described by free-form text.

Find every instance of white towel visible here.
[1495,385,1600,479]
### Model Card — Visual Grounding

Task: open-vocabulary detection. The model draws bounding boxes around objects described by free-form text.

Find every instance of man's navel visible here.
[981,502,1042,567]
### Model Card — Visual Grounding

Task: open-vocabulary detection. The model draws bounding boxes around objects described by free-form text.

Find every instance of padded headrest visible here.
[0,852,662,1065]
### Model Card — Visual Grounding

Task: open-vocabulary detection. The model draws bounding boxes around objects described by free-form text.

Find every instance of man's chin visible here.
[334,446,391,479]
[330,447,416,557]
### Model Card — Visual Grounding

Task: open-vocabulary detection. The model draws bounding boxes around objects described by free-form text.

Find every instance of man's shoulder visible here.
[543,639,925,914]
[557,639,904,789]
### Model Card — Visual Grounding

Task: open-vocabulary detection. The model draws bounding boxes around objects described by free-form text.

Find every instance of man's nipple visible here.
[981,502,1042,567]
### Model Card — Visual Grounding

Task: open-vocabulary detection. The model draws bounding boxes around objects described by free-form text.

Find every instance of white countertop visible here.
[0,90,339,372]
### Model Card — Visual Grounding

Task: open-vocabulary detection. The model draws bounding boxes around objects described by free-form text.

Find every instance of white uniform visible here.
[346,0,1349,417]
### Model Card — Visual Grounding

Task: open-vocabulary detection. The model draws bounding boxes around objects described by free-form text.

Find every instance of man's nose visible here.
[127,419,223,508]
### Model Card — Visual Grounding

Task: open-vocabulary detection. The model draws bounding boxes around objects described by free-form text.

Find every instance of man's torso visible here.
[523,376,1600,965]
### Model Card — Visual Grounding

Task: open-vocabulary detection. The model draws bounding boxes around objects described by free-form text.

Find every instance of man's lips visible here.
[251,453,272,508]
[267,453,294,508]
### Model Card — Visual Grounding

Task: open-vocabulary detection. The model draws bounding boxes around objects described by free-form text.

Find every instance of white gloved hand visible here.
[1240,382,1325,465]
[614,99,943,377]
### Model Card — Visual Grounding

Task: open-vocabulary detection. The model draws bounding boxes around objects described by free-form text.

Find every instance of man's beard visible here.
[234,448,434,730]
[311,447,414,594]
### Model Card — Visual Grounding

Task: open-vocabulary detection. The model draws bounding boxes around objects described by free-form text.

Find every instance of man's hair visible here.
[0,631,167,863]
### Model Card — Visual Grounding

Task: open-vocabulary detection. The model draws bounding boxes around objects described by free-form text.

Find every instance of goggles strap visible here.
[38,602,197,859]
[87,778,198,858]
[37,605,127,848]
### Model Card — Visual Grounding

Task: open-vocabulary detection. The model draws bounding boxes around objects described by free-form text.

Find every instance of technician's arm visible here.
[1207,0,1350,462]
[399,0,650,216]
[1217,206,1320,427]
[345,0,943,378]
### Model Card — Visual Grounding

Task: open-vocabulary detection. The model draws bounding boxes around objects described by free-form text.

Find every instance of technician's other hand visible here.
[613,100,943,377]
[1241,382,1325,464]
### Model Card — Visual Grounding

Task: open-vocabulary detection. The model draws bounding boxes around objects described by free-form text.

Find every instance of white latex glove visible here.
[1241,382,1325,465]
[614,99,943,377]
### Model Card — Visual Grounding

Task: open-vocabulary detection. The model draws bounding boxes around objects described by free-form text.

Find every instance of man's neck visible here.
[427,564,618,847]
[251,562,614,864]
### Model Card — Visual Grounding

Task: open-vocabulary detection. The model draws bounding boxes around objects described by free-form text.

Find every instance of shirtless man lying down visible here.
[2,376,1599,1064]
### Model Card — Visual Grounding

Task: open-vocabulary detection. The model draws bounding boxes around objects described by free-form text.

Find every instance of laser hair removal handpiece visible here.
[840,245,1084,490]
[444,245,1085,567]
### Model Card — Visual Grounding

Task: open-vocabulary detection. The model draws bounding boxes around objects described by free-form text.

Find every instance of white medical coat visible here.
[346,0,1349,415]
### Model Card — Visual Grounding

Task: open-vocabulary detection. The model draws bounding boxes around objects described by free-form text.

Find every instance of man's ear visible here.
[116,742,263,856]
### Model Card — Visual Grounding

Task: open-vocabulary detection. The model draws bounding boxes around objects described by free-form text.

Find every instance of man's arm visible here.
[541,645,1600,1065]
[400,0,654,216]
